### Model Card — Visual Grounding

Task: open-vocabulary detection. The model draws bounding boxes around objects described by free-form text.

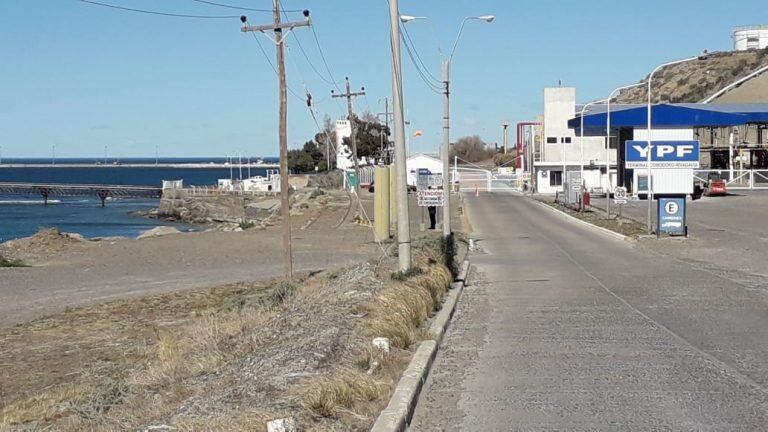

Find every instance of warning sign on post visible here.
[417,189,444,207]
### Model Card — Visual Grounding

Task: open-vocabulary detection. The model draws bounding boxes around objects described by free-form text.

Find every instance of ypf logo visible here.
[632,144,695,159]
[664,201,679,215]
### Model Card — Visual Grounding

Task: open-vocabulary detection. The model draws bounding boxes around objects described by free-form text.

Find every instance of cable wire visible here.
[401,22,442,85]
[401,33,443,94]
[310,26,344,94]
[77,0,240,19]
[246,29,305,102]
[279,10,339,88]
[189,0,301,12]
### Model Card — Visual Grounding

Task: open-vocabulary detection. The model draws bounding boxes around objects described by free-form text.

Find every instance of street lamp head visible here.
[400,15,426,23]
[476,15,495,23]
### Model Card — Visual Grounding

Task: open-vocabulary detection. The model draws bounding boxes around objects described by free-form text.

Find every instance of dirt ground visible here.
[533,195,647,237]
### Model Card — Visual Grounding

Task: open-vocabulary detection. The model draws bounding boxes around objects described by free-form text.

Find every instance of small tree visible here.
[450,135,495,163]
[342,114,391,162]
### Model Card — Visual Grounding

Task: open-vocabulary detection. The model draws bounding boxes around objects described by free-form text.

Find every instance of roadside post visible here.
[417,168,429,231]
[613,186,628,218]
[389,165,397,229]
[374,166,390,241]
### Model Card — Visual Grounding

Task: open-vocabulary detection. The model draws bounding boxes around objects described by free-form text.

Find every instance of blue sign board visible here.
[625,140,700,168]
[657,197,686,236]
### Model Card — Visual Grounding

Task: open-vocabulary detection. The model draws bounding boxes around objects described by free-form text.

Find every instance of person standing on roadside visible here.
[427,186,437,230]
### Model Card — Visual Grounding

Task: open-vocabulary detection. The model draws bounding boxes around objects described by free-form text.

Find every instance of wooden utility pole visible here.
[241,5,311,282]
[332,77,365,192]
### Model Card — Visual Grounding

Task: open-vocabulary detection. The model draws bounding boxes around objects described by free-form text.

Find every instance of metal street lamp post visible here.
[579,98,608,190]
[401,14,494,239]
[646,56,701,233]
[605,82,644,216]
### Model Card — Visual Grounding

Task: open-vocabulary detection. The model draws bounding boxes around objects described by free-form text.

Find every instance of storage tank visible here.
[733,25,768,51]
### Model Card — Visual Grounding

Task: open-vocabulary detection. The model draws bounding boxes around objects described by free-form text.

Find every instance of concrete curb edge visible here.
[370,260,469,432]
[530,198,632,242]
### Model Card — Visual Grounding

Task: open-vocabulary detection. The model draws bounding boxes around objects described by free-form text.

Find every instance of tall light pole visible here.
[401,14,494,240]
[389,0,412,270]
[646,55,702,233]
[579,99,608,188]
[605,82,644,216]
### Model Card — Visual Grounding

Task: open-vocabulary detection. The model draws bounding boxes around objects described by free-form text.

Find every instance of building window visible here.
[561,137,572,144]
[549,171,563,186]
[546,137,557,144]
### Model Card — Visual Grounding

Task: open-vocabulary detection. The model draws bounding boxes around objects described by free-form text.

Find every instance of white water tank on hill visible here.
[733,25,768,51]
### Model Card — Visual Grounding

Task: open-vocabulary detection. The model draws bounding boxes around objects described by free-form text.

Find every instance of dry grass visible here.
[299,369,386,418]
[0,279,285,431]
[299,236,454,425]
[1,235,457,431]
[136,308,274,388]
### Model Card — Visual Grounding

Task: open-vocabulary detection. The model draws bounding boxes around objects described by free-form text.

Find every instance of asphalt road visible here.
[592,191,768,276]
[410,192,768,430]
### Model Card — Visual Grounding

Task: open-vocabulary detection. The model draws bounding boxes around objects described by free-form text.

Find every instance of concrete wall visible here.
[542,87,617,166]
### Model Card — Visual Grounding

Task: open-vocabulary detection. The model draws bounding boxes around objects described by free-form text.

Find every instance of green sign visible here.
[345,171,358,188]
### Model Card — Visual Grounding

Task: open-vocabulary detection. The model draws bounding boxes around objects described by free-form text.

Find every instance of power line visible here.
[278,9,338,88]
[77,0,240,19]
[245,29,305,102]
[189,0,301,13]
[310,26,344,93]
[401,22,441,84]
[401,31,442,93]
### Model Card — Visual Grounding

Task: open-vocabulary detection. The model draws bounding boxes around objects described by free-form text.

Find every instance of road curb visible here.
[370,261,469,432]
[530,198,633,243]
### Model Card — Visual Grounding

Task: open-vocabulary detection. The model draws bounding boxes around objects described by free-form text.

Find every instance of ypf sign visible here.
[625,141,700,169]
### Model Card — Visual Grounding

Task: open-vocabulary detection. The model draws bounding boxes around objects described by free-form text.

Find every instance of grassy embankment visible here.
[1,235,456,431]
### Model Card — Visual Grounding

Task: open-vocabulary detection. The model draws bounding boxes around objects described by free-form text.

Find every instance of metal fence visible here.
[693,169,768,190]
[455,167,523,193]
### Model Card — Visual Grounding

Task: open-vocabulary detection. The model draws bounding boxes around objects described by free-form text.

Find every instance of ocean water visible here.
[0,157,277,242]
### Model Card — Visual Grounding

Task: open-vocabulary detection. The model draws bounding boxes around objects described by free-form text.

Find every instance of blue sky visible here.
[0,0,763,158]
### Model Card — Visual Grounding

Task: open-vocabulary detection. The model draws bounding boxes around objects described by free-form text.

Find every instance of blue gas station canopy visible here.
[568,103,768,135]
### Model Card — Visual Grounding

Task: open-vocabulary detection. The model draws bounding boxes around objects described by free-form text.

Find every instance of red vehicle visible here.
[704,172,727,196]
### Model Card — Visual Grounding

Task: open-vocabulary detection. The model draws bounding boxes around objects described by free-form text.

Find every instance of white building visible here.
[533,87,616,194]
[733,25,768,51]
[218,170,280,193]
[406,153,442,187]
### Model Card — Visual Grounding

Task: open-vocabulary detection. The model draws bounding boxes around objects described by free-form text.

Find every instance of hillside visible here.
[615,49,768,104]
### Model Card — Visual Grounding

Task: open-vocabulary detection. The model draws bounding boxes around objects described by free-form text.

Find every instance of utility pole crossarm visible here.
[240,19,311,33]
